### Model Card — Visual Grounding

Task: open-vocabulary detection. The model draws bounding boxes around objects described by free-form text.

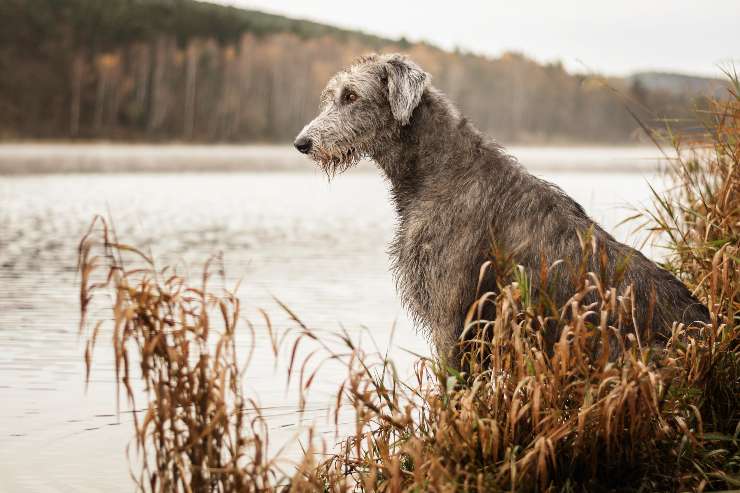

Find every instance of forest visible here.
[0,0,717,143]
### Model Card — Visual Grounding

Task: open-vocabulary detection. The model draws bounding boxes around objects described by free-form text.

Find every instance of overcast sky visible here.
[209,0,738,77]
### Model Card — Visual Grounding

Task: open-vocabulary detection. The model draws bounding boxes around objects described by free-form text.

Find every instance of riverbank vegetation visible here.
[2,0,725,144]
[77,73,738,491]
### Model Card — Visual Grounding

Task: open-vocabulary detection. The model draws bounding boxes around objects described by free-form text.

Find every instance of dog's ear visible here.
[384,55,429,125]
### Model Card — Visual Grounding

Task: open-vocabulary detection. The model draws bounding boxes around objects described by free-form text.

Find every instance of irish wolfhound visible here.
[294,53,709,363]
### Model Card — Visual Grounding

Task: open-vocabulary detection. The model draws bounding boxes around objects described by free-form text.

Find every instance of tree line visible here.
[0,0,705,143]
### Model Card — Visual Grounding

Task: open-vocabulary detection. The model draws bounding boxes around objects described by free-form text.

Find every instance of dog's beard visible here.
[311,143,364,179]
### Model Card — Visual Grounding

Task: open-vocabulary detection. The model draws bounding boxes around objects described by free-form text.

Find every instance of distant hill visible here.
[629,72,728,98]
[0,0,719,143]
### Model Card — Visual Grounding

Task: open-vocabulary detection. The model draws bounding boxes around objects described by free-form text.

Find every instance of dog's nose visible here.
[294,136,312,154]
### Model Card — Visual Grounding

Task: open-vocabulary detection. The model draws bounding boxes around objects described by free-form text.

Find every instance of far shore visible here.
[0,142,668,175]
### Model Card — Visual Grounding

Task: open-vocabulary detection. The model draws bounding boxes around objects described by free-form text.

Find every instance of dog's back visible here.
[390,133,709,359]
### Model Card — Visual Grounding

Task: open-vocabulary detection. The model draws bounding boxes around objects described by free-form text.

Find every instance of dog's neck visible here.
[372,87,501,214]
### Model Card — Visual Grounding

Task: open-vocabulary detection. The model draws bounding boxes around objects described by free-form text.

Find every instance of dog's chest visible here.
[390,203,475,326]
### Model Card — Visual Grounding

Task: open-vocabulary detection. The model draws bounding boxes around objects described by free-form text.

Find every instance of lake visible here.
[0,144,669,492]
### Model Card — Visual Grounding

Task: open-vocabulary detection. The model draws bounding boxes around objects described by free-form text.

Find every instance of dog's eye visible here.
[343,91,358,104]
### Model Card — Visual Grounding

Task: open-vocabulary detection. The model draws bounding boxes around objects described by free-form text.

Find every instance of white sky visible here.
[208,0,739,77]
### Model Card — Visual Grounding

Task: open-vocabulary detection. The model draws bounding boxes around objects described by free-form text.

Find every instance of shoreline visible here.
[0,143,668,175]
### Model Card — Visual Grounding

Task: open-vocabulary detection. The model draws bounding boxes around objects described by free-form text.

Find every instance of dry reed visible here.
[79,74,739,492]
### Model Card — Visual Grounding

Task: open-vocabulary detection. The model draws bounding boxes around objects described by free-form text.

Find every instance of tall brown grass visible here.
[78,76,739,492]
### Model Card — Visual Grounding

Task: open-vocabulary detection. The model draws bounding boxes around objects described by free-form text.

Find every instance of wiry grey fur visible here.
[295,53,709,362]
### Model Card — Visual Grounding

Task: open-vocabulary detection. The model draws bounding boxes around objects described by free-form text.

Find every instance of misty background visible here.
[1,0,735,145]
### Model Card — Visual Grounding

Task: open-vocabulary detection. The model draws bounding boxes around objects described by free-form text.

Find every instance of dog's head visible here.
[294,53,430,177]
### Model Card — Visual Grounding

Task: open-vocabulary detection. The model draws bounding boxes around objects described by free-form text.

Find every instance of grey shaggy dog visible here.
[294,53,709,363]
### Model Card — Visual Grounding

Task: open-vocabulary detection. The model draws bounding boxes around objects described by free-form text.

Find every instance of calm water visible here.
[0,145,666,492]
